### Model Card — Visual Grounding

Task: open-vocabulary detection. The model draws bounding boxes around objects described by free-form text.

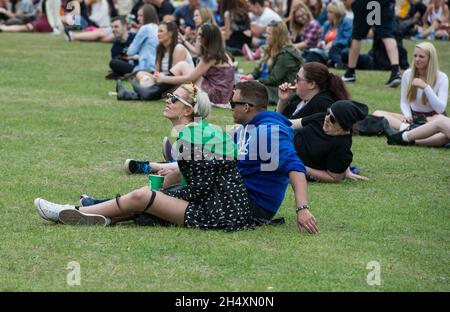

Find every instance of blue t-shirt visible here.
[235,111,306,214]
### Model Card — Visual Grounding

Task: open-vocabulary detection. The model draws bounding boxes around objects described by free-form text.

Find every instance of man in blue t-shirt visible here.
[231,80,319,234]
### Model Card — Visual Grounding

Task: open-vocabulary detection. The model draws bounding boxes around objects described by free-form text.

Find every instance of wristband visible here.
[296,204,309,213]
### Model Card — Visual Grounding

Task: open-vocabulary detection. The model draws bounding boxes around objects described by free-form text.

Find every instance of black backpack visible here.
[355,115,390,136]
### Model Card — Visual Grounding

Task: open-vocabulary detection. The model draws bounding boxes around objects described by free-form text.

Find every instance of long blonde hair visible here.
[264,21,292,61]
[407,42,439,105]
[289,1,314,35]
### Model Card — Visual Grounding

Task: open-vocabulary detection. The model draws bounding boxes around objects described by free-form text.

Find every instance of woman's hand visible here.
[154,71,166,83]
[178,33,186,44]
[345,168,369,181]
[402,116,413,123]
[157,168,175,176]
[278,82,294,103]
[412,78,428,89]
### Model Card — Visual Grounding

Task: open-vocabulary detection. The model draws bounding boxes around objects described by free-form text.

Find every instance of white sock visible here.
[402,131,410,142]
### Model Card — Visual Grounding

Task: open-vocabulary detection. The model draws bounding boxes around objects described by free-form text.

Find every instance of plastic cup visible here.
[181,173,187,186]
[148,174,164,191]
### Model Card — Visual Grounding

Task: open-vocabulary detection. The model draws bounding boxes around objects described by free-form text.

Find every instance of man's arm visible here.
[289,171,319,234]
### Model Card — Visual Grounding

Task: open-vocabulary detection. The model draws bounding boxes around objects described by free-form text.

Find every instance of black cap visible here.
[330,100,368,131]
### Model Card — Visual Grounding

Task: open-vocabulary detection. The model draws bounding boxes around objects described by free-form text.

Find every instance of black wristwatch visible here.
[296,204,309,213]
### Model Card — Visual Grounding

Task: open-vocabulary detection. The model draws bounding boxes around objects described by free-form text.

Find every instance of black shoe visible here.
[124,159,151,174]
[63,26,72,42]
[385,72,402,88]
[131,80,173,101]
[105,71,121,80]
[116,80,140,100]
[387,130,412,146]
[342,71,356,83]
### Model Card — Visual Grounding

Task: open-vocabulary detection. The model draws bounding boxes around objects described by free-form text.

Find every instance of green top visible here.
[177,120,237,159]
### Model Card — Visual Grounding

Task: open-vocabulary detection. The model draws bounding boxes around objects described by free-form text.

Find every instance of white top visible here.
[400,68,449,117]
[89,0,111,28]
[250,7,282,28]
[161,44,193,74]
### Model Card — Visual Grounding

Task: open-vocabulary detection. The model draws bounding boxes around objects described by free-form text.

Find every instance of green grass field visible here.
[0,34,449,291]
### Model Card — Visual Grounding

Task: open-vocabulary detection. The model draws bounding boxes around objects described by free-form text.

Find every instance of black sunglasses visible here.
[295,73,307,82]
[230,90,255,109]
[326,108,336,124]
[166,93,193,108]
[230,101,254,109]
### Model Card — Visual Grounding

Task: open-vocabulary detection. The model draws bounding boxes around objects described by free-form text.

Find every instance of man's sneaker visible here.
[59,209,111,226]
[79,194,111,207]
[387,130,413,146]
[385,72,402,88]
[162,137,175,162]
[242,43,254,61]
[34,198,76,223]
[124,159,151,174]
[342,71,356,83]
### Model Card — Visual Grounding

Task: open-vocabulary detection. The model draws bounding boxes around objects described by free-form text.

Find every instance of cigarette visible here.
[288,84,296,90]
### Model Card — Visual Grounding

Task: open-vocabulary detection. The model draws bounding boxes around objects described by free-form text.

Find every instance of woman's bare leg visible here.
[373,110,404,129]
[79,186,188,225]
[0,23,32,32]
[71,28,113,42]
[406,115,450,146]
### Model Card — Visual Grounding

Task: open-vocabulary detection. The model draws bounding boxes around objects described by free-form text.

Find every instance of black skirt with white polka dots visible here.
[165,155,255,232]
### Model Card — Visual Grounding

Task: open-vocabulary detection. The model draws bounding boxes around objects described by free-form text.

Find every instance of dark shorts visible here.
[351,0,396,40]
[249,200,285,226]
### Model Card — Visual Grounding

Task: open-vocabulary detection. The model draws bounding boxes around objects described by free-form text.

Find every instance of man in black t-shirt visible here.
[107,16,137,79]
[292,100,369,183]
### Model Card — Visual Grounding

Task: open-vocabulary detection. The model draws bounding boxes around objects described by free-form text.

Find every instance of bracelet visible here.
[296,204,309,213]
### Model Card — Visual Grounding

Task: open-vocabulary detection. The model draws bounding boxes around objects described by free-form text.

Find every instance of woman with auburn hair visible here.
[289,1,322,50]
[243,21,303,105]
[277,61,350,120]
[155,23,236,108]
[374,42,448,130]
[34,84,255,232]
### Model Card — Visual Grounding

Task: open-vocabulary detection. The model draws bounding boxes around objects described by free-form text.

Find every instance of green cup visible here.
[181,172,187,186]
[148,174,164,191]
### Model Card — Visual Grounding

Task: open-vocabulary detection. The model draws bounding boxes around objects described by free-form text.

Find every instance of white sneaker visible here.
[34,198,76,222]
[59,209,111,226]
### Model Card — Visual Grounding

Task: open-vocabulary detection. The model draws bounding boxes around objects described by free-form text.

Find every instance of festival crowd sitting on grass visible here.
[6,0,445,230]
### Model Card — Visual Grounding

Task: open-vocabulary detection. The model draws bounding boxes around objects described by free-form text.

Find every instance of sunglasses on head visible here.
[326,108,336,124]
[166,93,193,108]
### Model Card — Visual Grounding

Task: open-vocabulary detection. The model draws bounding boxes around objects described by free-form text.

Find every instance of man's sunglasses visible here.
[326,108,336,124]
[230,101,254,109]
[166,93,193,108]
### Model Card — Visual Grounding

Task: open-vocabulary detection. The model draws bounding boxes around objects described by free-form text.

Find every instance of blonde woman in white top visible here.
[374,42,448,130]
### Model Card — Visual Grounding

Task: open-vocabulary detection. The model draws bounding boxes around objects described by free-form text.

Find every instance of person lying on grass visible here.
[290,100,370,183]
[34,84,255,232]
